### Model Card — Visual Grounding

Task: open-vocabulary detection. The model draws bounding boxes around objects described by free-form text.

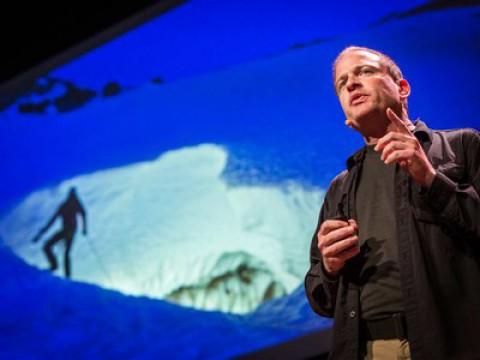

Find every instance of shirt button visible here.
[349,311,356,318]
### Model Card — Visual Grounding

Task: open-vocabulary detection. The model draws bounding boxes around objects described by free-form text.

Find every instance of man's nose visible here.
[346,75,361,91]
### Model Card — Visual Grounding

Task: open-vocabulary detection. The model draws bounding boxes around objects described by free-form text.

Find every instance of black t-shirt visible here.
[354,145,404,320]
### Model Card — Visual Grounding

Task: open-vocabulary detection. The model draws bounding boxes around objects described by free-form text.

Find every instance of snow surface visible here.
[0,144,324,314]
[0,243,330,359]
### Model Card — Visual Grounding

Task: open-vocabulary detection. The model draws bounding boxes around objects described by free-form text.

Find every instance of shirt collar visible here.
[413,119,433,143]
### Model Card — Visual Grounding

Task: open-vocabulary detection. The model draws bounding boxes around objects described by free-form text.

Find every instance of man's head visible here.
[68,187,77,198]
[333,46,411,139]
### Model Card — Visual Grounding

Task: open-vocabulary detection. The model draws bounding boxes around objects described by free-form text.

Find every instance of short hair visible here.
[333,46,404,85]
[332,46,408,109]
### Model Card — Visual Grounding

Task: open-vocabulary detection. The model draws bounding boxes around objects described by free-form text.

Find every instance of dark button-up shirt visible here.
[305,121,480,360]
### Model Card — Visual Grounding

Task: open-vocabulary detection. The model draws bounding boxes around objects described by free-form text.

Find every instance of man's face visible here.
[334,50,405,137]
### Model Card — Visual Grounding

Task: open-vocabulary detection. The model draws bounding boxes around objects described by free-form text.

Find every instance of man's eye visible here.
[360,68,373,75]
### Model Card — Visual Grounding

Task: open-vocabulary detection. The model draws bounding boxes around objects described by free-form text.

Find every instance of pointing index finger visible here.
[386,107,412,135]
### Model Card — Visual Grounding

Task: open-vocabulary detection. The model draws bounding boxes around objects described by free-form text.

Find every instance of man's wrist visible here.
[423,167,437,188]
[322,262,340,281]
[419,170,457,214]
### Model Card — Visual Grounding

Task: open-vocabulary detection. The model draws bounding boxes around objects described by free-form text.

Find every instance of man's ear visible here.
[398,79,411,100]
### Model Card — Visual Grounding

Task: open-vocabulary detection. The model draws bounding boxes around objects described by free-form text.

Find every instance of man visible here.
[305,46,480,359]
[32,187,87,278]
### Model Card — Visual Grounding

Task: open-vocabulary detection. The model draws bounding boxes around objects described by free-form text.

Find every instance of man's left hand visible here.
[374,107,436,188]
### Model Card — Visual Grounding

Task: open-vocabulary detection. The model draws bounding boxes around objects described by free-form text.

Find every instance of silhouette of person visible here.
[32,187,87,278]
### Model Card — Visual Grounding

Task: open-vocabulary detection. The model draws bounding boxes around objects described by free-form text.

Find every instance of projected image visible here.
[4,143,323,314]
[0,1,479,358]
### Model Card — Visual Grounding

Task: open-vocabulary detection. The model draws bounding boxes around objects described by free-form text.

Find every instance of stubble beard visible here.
[349,104,390,139]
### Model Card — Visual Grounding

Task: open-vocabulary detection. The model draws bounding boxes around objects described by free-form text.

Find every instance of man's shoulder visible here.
[432,126,478,137]
[325,169,349,195]
[431,126,480,149]
[331,169,349,185]
[417,120,477,138]
[417,120,479,150]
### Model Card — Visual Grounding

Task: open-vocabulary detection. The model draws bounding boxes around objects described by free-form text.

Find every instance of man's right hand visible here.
[317,219,360,277]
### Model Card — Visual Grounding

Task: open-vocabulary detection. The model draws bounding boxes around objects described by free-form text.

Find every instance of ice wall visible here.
[0,144,324,314]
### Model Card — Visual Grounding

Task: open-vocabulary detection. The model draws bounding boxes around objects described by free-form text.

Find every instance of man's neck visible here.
[363,118,414,145]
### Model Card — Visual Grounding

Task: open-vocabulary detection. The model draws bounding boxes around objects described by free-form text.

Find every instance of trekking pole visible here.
[83,235,114,284]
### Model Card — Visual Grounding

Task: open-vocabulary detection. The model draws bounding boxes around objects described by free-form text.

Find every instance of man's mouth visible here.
[350,94,368,105]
